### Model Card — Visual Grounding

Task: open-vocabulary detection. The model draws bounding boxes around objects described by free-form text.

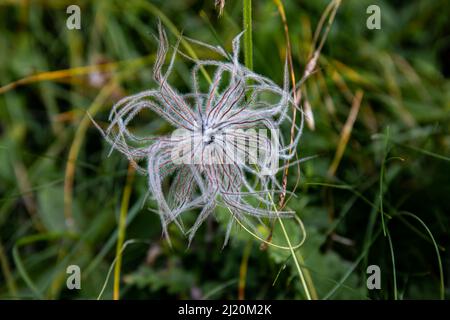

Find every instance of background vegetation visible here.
[0,0,449,300]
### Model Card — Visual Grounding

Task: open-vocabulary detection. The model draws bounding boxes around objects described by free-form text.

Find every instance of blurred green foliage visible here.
[0,0,449,300]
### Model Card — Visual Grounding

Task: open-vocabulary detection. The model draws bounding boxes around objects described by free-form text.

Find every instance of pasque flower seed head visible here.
[94,24,305,246]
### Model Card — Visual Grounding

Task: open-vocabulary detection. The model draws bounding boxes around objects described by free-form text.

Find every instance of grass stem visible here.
[113,163,135,300]
[243,0,253,71]
[0,241,17,298]
[238,240,253,299]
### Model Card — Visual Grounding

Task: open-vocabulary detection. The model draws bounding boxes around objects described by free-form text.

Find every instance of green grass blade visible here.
[398,212,445,300]
[243,0,253,71]
[386,228,398,300]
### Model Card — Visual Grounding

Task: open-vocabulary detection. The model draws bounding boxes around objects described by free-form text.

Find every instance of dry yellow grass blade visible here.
[328,90,364,176]
[278,0,342,208]
[323,56,375,103]
[0,241,17,297]
[392,54,430,100]
[0,63,118,95]
[272,0,321,300]
[0,0,73,6]
[380,52,416,127]
[331,59,374,88]
[328,63,355,103]
[317,69,336,116]
[238,240,252,300]
[272,0,299,209]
